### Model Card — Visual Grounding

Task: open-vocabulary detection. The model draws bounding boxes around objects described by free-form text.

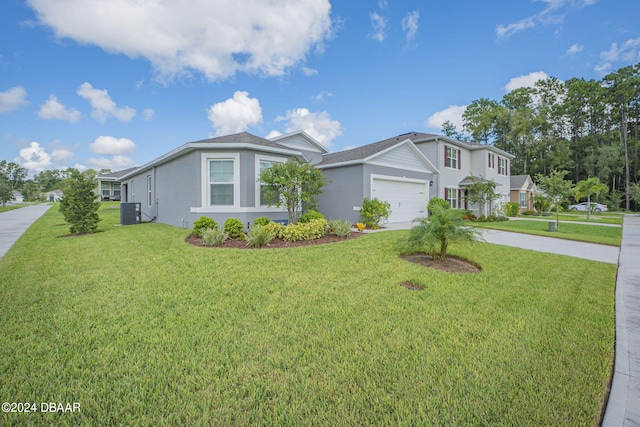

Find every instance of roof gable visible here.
[318,137,438,174]
[267,130,328,154]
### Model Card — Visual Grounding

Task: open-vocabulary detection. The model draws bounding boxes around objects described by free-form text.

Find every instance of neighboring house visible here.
[389,132,514,216]
[11,191,23,203]
[116,130,513,228]
[315,135,439,223]
[44,189,63,202]
[510,175,537,213]
[95,167,138,201]
[118,131,327,228]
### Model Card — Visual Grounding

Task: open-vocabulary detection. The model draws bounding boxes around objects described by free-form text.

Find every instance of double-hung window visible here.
[445,188,459,209]
[519,192,527,208]
[259,160,274,206]
[147,175,152,207]
[445,146,460,169]
[498,156,507,176]
[209,159,235,205]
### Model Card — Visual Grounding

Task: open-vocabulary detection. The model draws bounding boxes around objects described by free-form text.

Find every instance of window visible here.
[113,183,121,197]
[147,175,152,207]
[209,159,235,205]
[498,156,507,175]
[445,187,459,209]
[488,153,495,169]
[101,182,111,196]
[444,146,460,169]
[259,160,274,205]
[519,192,527,208]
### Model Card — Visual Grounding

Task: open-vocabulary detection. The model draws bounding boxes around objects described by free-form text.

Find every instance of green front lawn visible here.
[0,205,616,426]
[473,219,622,246]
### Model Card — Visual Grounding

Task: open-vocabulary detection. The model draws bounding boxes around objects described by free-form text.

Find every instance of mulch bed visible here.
[186,232,362,249]
[400,253,482,273]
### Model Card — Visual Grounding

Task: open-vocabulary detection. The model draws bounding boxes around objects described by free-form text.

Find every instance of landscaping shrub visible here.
[253,216,271,227]
[427,197,450,214]
[193,216,218,237]
[280,218,328,242]
[506,202,520,217]
[360,197,391,229]
[58,169,101,234]
[462,212,477,221]
[327,219,352,237]
[224,218,245,239]
[245,224,275,248]
[262,221,286,239]
[521,210,534,216]
[202,227,228,246]
[298,209,325,223]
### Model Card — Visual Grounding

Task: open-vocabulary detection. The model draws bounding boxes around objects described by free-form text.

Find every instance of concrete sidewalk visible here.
[0,204,52,259]
[602,215,640,426]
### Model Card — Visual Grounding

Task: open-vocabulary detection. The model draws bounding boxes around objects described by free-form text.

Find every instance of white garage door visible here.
[371,177,428,223]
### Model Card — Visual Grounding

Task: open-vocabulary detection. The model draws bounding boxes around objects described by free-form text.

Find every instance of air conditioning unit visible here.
[120,202,141,225]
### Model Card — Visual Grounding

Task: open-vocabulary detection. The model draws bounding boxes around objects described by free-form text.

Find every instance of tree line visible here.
[441,62,640,211]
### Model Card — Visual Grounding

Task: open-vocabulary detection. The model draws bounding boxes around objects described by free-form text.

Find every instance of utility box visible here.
[548,221,557,232]
[120,202,141,225]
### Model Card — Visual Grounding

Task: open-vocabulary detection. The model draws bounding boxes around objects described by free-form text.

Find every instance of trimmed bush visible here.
[262,221,286,239]
[202,228,229,246]
[280,218,328,242]
[193,216,218,237]
[224,218,245,239]
[298,210,325,223]
[253,217,271,227]
[360,197,391,229]
[427,197,450,214]
[521,210,534,216]
[245,224,275,248]
[327,219,352,237]
[506,202,520,217]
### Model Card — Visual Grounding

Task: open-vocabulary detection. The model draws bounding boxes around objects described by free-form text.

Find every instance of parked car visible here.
[568,202,608,213]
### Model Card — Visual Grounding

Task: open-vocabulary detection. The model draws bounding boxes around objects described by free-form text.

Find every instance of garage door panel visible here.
[372,178,428,223]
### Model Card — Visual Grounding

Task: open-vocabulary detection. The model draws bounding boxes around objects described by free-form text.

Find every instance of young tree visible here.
[0,179,14,207]
[0,160,27,191]
[403,204,480,261]
[259,158,327,224]
[535,170,574,229]
[59,169,101,234]
[463,178,499,217]
[573,177,608,219]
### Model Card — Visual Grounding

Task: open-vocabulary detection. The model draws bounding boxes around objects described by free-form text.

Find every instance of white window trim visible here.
[519,191,527,208]
[200,153,240,209]
[446,187,458,209]
[147,175,152,207]
[445,146,459,170]
[255,154,288,210]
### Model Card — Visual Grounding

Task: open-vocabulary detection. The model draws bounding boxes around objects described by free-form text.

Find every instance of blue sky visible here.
[1,0,639,175]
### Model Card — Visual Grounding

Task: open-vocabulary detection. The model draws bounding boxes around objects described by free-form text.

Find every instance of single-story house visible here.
[95,167,138,201]
[510,175,537,213]
[116,130,513,228]
[44,189,63,202]
[11,191,23,203]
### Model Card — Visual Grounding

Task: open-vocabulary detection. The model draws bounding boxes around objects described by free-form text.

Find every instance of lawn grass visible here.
[472,219,622,246]
[554,212,623,225]
[0,204,616,426]
[0,204,28,213]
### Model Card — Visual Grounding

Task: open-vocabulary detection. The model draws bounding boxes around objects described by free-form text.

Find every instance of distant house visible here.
[11,191,23,203]
[44,189,63,202]
[510,175,537,213]
[95,167,139,201]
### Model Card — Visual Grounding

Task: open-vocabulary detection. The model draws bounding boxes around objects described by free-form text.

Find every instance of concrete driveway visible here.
[0,204,52,259]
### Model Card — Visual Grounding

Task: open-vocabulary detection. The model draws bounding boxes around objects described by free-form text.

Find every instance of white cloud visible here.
[313,91,334,102]
[143,108,154,121]
[401,11,420,42]
[207,91,263,135]
[17,142,52,171]
[302,67,318,76]
[566,43,583,55]
[265,130,283,139]
[370,12,387,42]
[51,148,74,163]
[505,71,550,92]
[596,37,640,74]
[76,82,136,123]
[425,105,467,131]
[275,108,342,148]
[87,155,134,170]
[496,0,596,39]
[0,86,29,113]
[89,135,136,156]
[26,0,333,81]
[38,94,81,123]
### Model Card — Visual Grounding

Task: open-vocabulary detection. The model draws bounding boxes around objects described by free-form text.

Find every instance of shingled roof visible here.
[190,132,292,151]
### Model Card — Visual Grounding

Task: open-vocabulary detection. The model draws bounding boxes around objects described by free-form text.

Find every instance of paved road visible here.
[0,204,52,259]
[602,215,640,427]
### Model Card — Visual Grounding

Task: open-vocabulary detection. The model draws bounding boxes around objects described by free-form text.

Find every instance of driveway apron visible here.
[0,204,52,259]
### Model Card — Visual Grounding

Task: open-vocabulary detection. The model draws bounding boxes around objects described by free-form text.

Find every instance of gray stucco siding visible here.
[316,164,364,222]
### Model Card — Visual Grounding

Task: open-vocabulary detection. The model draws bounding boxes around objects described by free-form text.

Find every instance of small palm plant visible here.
[403,205,480,261]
